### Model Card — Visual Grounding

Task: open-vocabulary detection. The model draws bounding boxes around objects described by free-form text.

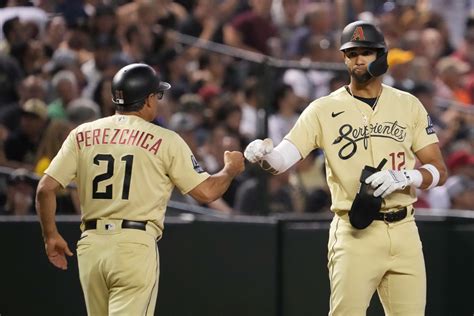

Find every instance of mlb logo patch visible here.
[425,115,435,135]
[191,155,204,173]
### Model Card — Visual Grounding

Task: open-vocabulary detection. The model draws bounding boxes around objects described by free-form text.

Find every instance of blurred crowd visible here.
[0,0,472,216]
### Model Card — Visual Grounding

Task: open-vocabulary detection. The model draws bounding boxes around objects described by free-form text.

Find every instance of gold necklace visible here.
[347,85,383,149]
[347,85,383,125]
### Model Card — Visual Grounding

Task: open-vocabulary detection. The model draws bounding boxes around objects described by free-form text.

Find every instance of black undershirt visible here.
[345,85,378,108]
[354,95,378,108]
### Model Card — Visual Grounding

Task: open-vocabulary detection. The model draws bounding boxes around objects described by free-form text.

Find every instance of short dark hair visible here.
[3,16,19,39]
[115,99,146,112]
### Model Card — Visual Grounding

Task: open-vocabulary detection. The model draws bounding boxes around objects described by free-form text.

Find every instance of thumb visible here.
[262,138,273,154]
[65,245,74,257]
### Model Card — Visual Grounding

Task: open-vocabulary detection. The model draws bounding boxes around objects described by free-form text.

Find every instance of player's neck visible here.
[349,79,382,98]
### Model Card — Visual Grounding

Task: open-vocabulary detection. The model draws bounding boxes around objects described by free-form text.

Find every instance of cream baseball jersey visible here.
[45,115,210,231]
[285,84,438,212]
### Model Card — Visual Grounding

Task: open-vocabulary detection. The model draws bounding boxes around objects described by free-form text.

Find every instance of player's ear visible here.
[144,93,154,107]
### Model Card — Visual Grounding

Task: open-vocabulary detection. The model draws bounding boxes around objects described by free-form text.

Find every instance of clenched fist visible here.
[244,138,274,163]
[224,150,245,177]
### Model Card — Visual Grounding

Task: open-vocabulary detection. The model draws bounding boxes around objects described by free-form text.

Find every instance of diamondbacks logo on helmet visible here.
[351,26,365,41]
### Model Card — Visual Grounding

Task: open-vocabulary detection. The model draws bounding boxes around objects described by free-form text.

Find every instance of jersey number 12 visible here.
[92,154,134,200]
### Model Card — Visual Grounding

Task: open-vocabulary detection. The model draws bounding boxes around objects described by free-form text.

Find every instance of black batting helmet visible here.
[340,21,386,52]
[111,63,170,109]
[340,21,388,77]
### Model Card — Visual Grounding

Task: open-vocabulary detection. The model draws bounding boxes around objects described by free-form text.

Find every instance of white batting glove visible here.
[365,170,412,198]
[244,138,274,163]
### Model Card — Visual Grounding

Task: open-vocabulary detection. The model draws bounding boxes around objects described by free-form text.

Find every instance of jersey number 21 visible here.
[92,154,134,200]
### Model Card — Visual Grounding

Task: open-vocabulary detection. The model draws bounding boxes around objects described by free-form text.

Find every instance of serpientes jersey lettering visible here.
[45,115,210,231]
[285,84,438,212]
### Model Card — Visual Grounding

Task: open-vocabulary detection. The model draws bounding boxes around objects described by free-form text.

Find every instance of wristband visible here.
[420,164,440,189]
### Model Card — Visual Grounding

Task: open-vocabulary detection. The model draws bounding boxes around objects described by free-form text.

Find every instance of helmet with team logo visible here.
[340,21,388,77]
[340,21,386,51]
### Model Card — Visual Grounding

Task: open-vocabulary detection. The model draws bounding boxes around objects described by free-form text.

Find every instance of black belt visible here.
[84,219,147,231]
[374,207,409,223]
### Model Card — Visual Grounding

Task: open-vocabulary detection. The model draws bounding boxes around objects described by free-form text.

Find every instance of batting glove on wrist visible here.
[365,170,411,198]
[244,138,273,163]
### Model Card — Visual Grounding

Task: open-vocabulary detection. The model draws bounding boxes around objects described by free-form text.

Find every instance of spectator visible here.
[178,0,223,60]
[89,5,116,38]
[285,2,333,59]
[223,0,279,55]
[239,78,259,141]
[33,118,78,214]
[3,98,48,169]
[0,54,23,105]
[81,34,120,99]
[384,48,415,92]
[410,82,460,150]
[283,35,337,104]
[268,83,299,144]
[435,56,471,105]
[65,98,101,126]
[446,150,474,178]
[0,168,36,215]
[0,16,26,55]
[448,176,474,210]
[92,76,115,117]
[0,75,48,136]
[235,171,294,215]
[42,15,67,57]
[288,152,330,213]
[48,70,79,119]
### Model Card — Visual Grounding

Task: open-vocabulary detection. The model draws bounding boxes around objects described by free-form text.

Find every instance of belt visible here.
[84,219,147,231]
[374,207,408,223]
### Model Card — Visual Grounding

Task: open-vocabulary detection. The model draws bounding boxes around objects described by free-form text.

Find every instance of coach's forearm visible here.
[189,169,236,204]
[36,188,59,238]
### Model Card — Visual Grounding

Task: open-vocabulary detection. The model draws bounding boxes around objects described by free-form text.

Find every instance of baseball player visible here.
[35,63,244,315]
[245,21,448,315]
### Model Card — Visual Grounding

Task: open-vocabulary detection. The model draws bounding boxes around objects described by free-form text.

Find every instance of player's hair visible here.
[115,99,146,112]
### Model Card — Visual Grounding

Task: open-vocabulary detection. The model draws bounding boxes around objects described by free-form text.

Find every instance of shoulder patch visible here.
[191,155,205,173]
[425,114,435,135]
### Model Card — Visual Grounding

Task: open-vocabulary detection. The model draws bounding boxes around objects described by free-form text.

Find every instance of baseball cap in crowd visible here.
[436,56,470,75]
[21,98,48,120]
[168,112,196,133]
[179,93,204,113]
[446,150,474,173]
[387,48,414,67]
